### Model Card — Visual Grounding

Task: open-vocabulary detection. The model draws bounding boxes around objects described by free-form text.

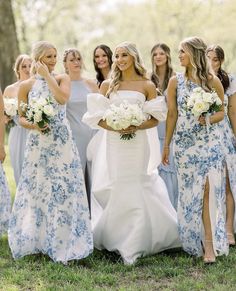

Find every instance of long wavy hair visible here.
[206,45,229,92]
[150,43,173,93]
[93,44,113,87]
[63,48,85,74]
[13,54,32,80]
[31,41,57,75]
[106,42,148,97]
[180,37,212,91]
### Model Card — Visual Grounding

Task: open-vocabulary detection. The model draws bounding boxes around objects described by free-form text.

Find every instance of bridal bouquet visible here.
[3,98,18,128]
[20,96,57,134]
[186,87,222,118]
[103,100,146,140]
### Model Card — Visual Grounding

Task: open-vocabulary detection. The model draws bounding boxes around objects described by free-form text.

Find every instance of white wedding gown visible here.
[83,90,181,264]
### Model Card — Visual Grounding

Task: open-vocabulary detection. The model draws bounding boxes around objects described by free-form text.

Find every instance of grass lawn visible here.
[1,147,236,290]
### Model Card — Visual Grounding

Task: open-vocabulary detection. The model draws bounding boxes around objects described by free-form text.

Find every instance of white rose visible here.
[43,104,55,117]
[38,98,48,106]
[192,101,210,117]
[34,111,42,123]
[202,92,213,103]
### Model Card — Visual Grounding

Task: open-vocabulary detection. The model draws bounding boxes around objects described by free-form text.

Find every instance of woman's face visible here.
[178,46,190,67]
[94,48,109,70]
[153,47,167,67]
[19,58,32,80]
[40,48,57,72]
[114,47,134,71]
[207,50,221,73]
[65,52,82,73]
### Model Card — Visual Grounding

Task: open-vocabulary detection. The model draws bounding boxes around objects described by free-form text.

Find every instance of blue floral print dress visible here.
[174,73,228,257]
[8,76,93,264]
[0,163,11,236]
[220,75,236,228]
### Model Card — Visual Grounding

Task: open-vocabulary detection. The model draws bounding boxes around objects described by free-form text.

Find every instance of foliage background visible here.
[12,0,236,79]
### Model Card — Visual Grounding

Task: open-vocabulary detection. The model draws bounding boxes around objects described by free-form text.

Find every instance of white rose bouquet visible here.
[103,100,147,140]
[3,98,18,128]
[186,87,222,118]
[20,96,57,134]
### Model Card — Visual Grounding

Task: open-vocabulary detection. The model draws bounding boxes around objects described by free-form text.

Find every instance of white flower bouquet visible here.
[20,96,57,134]
[186,87,222,118]
[3,98,18,128]
[103,100,147,140]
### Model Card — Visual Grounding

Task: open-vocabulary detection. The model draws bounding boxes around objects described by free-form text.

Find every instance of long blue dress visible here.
[8,114,28,185]
[158,91,178,209]
[220,74,236,229]
[174,73,228,257]
[8,76,93,263]
[0,163,11,236]
[66,80,95,202]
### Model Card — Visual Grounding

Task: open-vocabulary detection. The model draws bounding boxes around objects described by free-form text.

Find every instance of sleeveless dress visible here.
[66,80,95,203]
[174,73,228,256]
[83,90,181,265]
[220,74,236,229]
[157,90,178,209]
[8,110,28,185]
[8,77,93,264]
[0,163,11,236]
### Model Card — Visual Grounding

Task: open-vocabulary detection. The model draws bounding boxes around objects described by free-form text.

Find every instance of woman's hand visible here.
[34,123,50,134]
[198,115,207,125]
[35,61,50,78]
[162,146,170,165]
[118,125,137,135]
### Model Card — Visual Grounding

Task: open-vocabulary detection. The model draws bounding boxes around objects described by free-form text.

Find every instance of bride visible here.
[83,42,180,264]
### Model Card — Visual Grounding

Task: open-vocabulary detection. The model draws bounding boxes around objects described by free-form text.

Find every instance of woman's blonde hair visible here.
[31,41,57,75]
[63,48,85,74]
[180,36,212,91]
[106,42,147,96]
[13,54,32,80]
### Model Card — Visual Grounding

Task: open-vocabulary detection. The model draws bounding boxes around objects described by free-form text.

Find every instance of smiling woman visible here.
[8,41,93,264]
[83,41,180,265]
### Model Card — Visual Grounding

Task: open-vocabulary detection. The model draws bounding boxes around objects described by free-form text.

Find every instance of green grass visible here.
[1,147,236,290]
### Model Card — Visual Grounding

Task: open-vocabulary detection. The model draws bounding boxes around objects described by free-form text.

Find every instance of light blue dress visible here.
[174,73,228,257]
[8,115,28,185]
[8,76,93,264]
[158,91,178,209]
[66,80,95,204]
[220,75,236,228]
[0,163,11,236]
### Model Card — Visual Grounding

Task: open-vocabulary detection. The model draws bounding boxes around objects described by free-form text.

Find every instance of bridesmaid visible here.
[93,44,113,88]
[150,43,178,209]
[63,48,98,204]
[3,54,32,185]
[0,87,11,236]
[8,41,93,263]
[207,45,236,245]
[162,37,227,263]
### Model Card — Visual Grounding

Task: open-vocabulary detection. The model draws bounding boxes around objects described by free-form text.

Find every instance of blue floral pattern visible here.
[0,163,11,236]
[219,75,236,222]
[8,77,93,264]
[174,73,228,256]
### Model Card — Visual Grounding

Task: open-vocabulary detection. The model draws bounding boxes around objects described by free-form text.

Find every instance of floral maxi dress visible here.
[174,73,228,256]
[8,77,93,263]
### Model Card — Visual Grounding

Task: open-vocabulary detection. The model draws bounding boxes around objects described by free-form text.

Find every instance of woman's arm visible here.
[162,76,178,165]
[228,92,236,136]
[0,89,6,162]
[36,62,70,105]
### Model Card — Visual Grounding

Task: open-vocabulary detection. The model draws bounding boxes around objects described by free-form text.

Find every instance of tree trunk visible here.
[0,0,19,90]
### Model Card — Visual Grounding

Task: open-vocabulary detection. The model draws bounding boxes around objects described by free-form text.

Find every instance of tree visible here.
[0,0,19,90]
